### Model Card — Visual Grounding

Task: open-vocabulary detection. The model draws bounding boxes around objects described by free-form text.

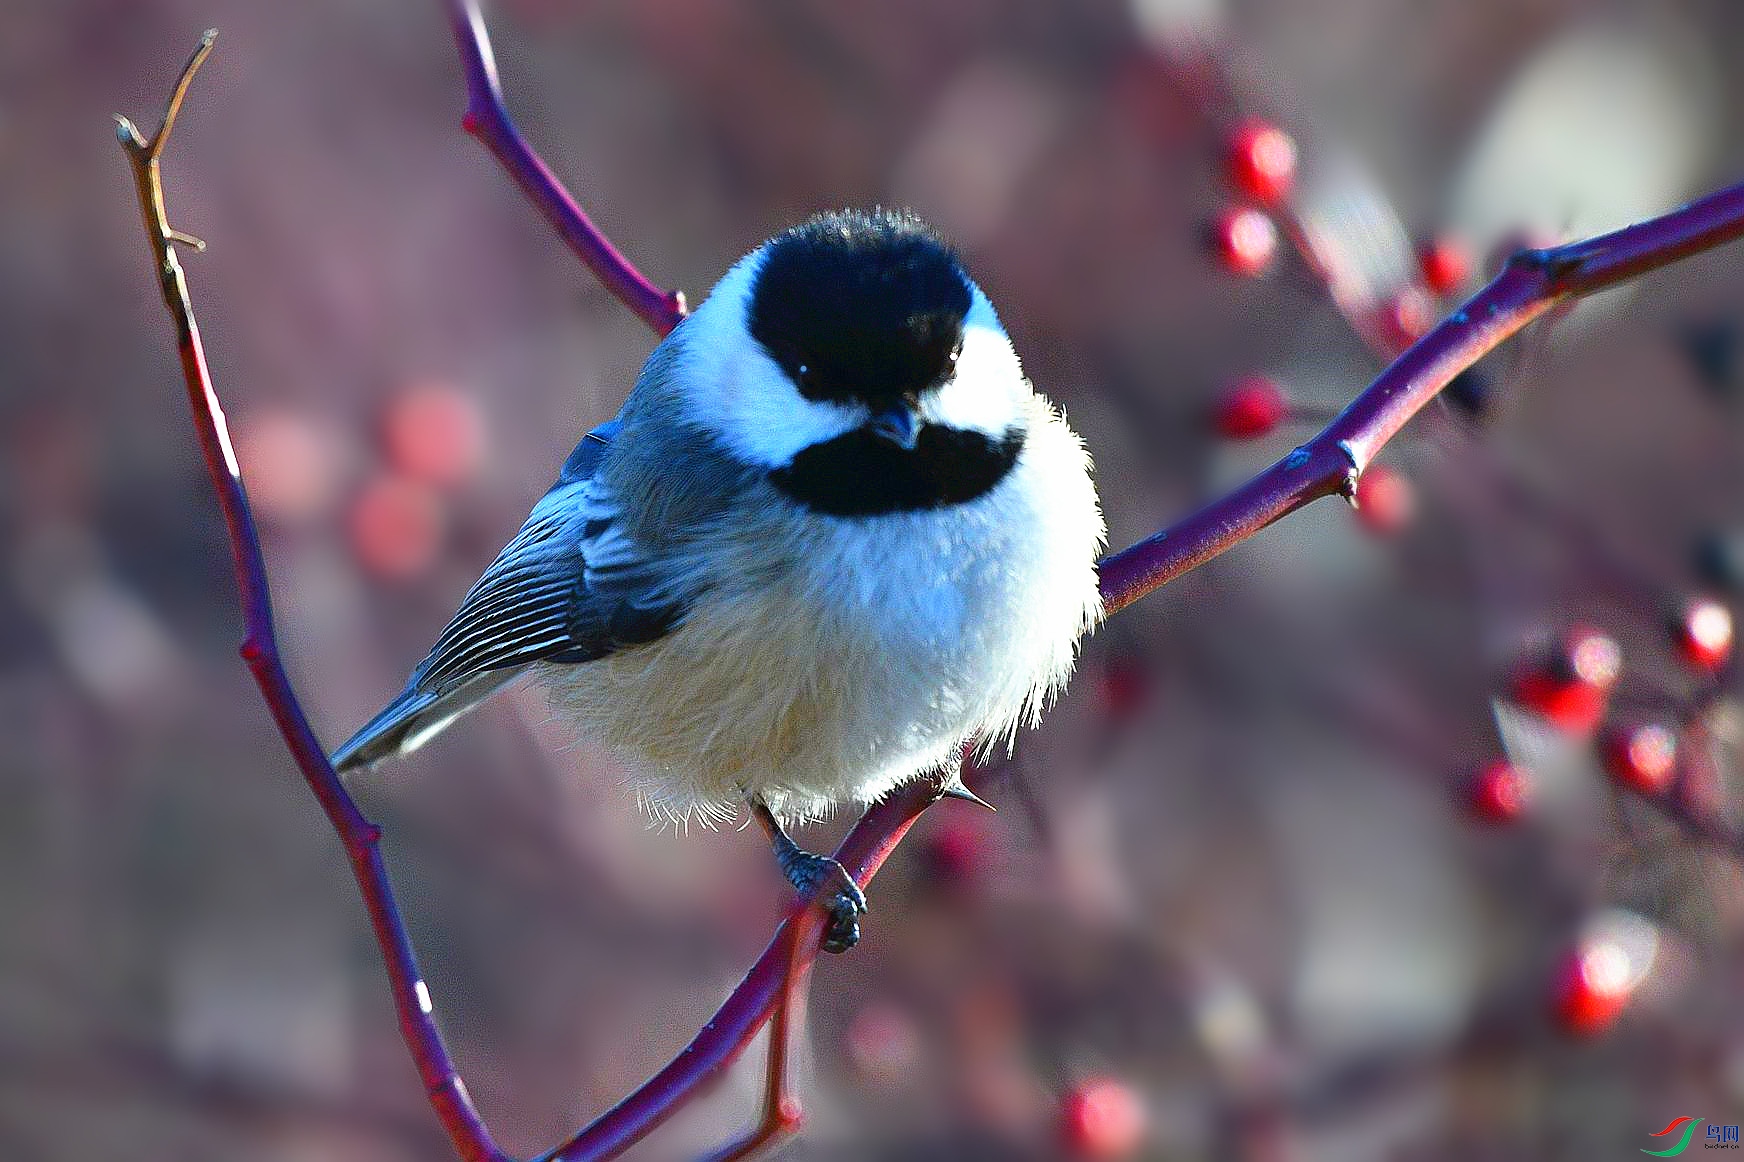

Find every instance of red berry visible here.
[1224,119,1297,206]
[1379,286,1435,350]
[920,817,989,888]
[1676,598,1734,671]
[1551,941,1633,1036]
[1097,654,1149,723]
[237,408,342,525]
[1212,375,1287,440]
[1061,1077,1146,1159]
[1512,669,1607,736]
[1353,465,1414,535]
[1601,723,1678,794]
[1469,760,1531,822]
[1564,626,1623,689]
[1509,628,1618,735]
[382,382,485,490]
[1210,207,1278,277]
[348,473,446,581]
[1417,237,1471,295]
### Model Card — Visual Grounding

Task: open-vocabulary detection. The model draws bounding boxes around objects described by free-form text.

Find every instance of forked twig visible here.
[120,15,1744,1162]
[117,30,508,1162]
[698,912,817,1162]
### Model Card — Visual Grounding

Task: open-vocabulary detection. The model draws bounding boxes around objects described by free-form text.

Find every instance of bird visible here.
[331,208,1105,952]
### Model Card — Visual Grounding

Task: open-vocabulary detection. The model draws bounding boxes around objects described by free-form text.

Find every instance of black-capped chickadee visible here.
[333,209,1105,951]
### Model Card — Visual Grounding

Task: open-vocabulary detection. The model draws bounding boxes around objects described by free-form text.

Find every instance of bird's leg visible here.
[751,800,868,954]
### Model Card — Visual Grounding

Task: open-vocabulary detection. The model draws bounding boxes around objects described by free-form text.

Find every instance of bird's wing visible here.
[331,419,689,770]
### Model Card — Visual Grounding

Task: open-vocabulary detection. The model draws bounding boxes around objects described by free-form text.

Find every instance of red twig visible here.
[446,0,687,336]
[697,912,816,1162]
[122,17,1744,1162]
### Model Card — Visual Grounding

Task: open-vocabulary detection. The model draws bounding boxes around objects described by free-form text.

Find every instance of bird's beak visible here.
[868,401,919,450]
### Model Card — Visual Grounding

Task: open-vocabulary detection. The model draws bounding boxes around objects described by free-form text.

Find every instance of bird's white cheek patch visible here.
[716,358,863,468]
[922,308,1026,439]
[677,255,864,468]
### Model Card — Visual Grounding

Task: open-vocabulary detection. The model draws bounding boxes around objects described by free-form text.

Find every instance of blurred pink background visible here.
[6,1,1744,1158]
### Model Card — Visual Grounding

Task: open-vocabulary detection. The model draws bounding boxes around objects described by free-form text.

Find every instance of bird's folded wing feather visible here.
[415,429,685,685]
[330,419,689,770]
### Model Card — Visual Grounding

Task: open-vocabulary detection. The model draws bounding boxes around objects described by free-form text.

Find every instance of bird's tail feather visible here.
[331,668,528,774]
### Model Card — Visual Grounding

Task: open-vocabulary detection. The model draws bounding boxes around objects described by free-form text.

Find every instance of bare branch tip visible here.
[148,28,220,157]
[113,114,146,151]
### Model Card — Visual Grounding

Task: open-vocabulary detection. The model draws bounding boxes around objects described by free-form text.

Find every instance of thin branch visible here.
[116,34,509,1162]
[541,799,930,1162]
[1097,185,1744,615]
[444,0,687,336]
[696,912,816,1162]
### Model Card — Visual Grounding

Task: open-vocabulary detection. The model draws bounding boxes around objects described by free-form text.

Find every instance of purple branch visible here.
[1101,182,1744,615]
[446,0,687,337]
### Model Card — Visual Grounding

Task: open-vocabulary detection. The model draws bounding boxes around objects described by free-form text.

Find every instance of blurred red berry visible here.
[1550,941,1633,1036]
[1564,626,1623,689]
[1676,598,1734,671]
[1512,669,1606,736]
[1469,760,1531,822]
[1508,628,1618,735]
[382,382,485,490]
[1353,465,1414,535]
[1097,654,1150,723]
[1601,723,1678,794]
[1417,237,1471,295]
[237,408,342,525]
[348,473,446,581]
[1379,286,1435,349]
[1061,1077,1146,1159]
[1224,119,1296,206]
[1210,207,1278,277]
[920,817,989,888]
[846,1001,922,1081]
[1212,375,1287,440]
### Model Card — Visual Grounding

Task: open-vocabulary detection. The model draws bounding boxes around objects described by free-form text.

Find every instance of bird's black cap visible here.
[748,209,972,407]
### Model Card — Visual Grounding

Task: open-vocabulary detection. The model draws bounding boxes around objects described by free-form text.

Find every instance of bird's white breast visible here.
[537,392,1103,827]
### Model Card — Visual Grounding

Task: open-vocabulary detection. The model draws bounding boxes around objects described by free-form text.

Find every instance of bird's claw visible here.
[782,852,867,954]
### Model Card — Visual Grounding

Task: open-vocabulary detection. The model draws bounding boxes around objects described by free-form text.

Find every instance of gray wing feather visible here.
[331,419,688,772]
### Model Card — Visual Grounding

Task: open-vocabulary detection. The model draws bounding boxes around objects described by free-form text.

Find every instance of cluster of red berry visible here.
[1202,111,1737,1048]
[1465,608,1733,1034]
[241,383,486,582]
[1204,117,1477,538]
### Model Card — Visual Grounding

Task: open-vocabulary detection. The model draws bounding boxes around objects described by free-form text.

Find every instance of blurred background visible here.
[5,0,1744,1157]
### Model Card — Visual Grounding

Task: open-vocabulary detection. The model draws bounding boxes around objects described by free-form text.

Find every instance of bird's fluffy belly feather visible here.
[537,395,1103,826]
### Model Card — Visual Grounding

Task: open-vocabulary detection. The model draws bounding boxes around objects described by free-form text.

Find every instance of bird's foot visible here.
[777,849,868,954]
[751,800,870,953]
